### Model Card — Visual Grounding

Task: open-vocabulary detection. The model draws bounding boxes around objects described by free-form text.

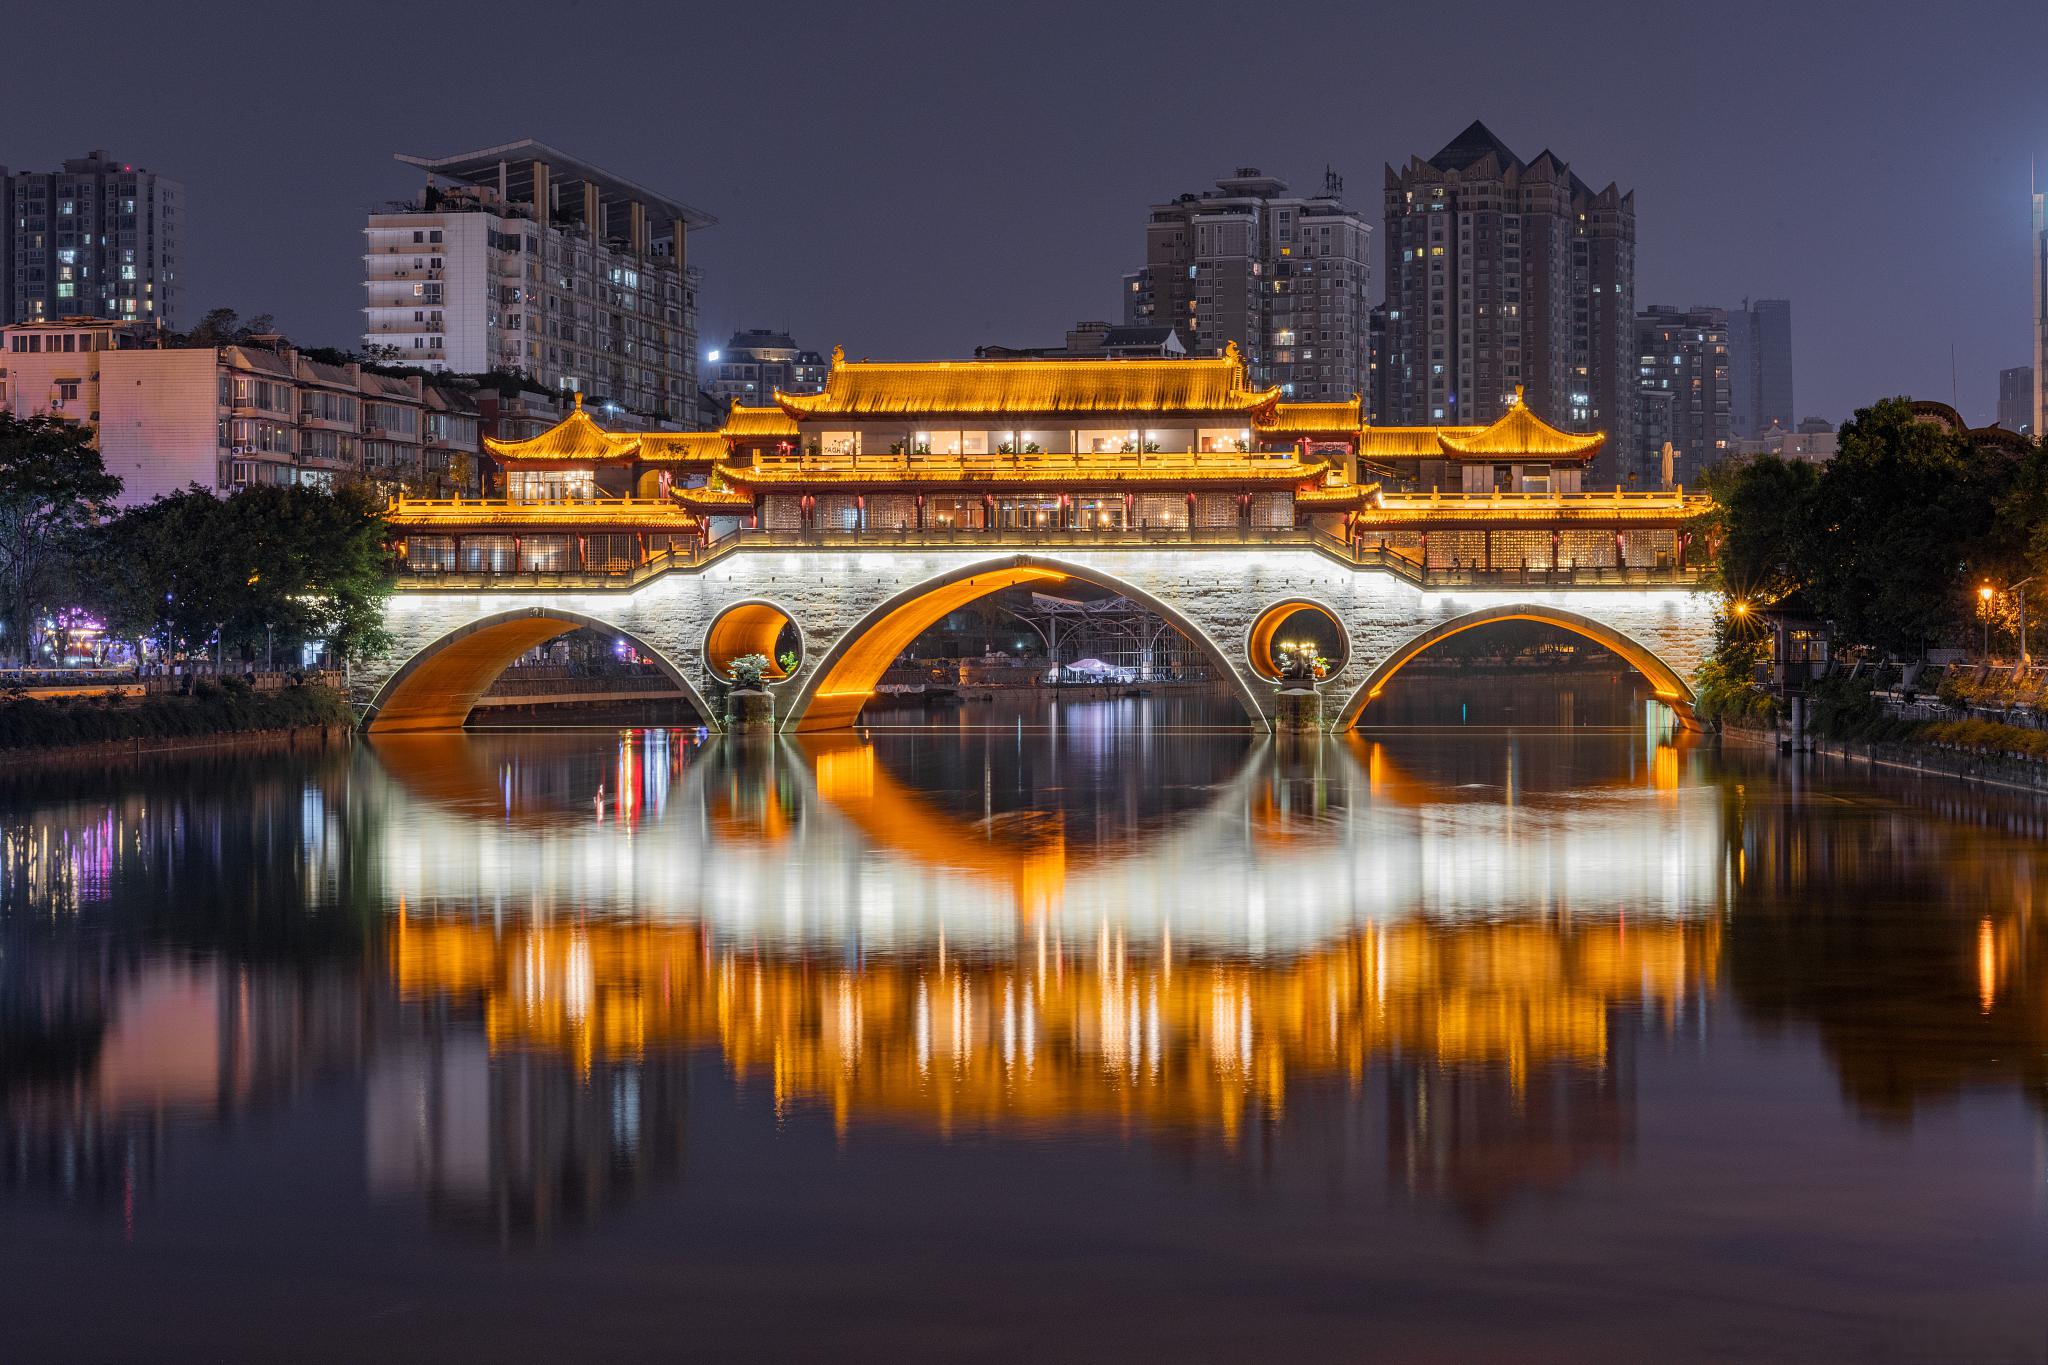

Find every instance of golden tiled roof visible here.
[1257,399,1362,437]
[386,496,701,529]
[723,403,800,440]
[776,344,1281,419]
[636,432,729,463]
[481,394,641,463]
[1357,425,1484,458]
[1294,482,1380,507]
[1438,395,1604,459]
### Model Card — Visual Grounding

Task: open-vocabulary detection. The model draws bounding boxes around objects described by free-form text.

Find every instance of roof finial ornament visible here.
[1223,339,1241,368]
[830,345,845,368]
[572,390,583,413]
[1512,383,1524,407]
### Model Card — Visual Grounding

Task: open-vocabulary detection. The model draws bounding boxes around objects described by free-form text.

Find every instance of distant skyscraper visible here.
[1634,305,1731,487]
[1129,167,1373,401]
[1727,298,1793,439]
[1997,365,2034,433]
[2034,187,2046,440]
[1381,122,1636,483]
[3,150,183,328]
[706,329,825,411]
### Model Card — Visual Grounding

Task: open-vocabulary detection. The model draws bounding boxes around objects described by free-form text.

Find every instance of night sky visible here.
[7,0,2046,425]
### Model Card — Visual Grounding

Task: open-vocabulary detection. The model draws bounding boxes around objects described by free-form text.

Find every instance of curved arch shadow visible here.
[1333,602,1702,731]
[782,553,1269,732]
[363,607,718,733]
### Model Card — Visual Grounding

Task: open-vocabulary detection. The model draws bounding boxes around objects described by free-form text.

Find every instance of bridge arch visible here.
[362,607,717,733]
[1333,602,1701,730]
[781,553,1268,732]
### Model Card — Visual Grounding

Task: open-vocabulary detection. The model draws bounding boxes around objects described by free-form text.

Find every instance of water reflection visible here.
[2,718,2045,1258]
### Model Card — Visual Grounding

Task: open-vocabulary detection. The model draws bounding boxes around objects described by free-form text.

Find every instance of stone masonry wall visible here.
[359,547,1716,730]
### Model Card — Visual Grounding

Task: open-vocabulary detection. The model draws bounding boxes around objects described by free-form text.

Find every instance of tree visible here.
[167,308,279,349]
[0,414,122,666]
[1695,453,1821,605]
[88,483,394,667]
[1805,398,2035,656]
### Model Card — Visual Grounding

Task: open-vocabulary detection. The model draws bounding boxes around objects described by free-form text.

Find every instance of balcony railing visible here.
[391,523,1709,593]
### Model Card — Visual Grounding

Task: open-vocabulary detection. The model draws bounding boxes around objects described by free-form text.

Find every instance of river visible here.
[2,685,2044,1362]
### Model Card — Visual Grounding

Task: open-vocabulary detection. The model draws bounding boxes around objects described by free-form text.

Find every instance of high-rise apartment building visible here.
[1634,305,1731,488]
[363,140,715,424]
[3,151,183,328]
[1997,365,2034,433]
[1381,122,1635,483]
[706,329,826,411]
[1726,298,1793,438]
[1128,168,1372,401]
[2034,187,2046,440]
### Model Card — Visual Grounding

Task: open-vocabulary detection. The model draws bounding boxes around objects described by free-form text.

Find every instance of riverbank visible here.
[1723,718,2048,795]
[0,680,355,762]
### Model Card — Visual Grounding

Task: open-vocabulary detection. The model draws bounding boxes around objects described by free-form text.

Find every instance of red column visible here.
[1550,529,1561,572]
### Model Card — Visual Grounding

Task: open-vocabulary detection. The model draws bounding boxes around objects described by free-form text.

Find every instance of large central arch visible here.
[1333,602,1702,731]
[782,553,1267,732]
[363,607,717,733]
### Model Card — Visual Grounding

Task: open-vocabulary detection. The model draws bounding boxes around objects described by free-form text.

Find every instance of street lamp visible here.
[1982,578,2036,670]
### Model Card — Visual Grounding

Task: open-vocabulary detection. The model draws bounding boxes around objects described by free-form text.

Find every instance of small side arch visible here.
[362,607,717,733]
[781,553,1268,732]
[1334,602,1701,730]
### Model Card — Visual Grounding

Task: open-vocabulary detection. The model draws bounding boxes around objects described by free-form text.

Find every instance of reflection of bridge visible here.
[359,545,1715,734]
[365,729,1724,949]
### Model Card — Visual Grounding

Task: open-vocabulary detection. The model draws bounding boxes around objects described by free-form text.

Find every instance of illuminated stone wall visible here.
[357,548,1717,730]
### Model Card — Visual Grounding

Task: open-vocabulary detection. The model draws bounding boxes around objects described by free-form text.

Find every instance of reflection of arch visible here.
[1245,597,1348,682]
[798,736,1069,914]
[704,599,801,681]
[1334,603,1701,730]
[782,554,1267,731]
[364,608,716,733]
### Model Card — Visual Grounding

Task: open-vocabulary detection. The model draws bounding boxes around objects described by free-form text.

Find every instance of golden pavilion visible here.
[389,344,1702,578]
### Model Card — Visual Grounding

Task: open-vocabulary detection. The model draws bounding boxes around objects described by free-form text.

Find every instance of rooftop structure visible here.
[364,139,715,424]
[386,347,1694,589]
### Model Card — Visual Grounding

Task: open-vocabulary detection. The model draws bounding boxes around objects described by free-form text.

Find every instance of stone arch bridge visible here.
[356,546,1716,734]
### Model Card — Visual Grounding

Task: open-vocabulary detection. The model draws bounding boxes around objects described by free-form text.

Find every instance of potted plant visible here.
[726,652,775,731]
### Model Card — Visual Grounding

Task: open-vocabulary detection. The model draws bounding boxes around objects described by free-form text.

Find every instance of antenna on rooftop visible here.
[1324,166,1343,198]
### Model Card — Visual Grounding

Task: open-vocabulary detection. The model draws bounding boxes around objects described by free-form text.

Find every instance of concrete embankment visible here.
[1723,721,2048,795]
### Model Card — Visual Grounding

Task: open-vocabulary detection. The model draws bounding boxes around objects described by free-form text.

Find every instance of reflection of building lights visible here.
[1979,917,1996,1013]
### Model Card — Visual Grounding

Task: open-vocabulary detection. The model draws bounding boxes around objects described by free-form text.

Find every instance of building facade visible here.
[1726,298,1793,439]
[1634,305,1731,487]
[1381,122,1636,484]
[0,318,479,504]
[387,345,1709,591]
[363,140,714,424]
[1997,365,2033,434]
[3,150,183,328]
[2034,188,2046,441]
[706,329,826,411]
[1127,169,1372,402]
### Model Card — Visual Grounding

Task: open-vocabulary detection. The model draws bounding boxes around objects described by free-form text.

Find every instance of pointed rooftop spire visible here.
[1428,120,1524,173]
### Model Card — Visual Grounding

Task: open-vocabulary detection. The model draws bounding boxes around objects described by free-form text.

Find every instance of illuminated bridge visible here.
[357,348,1717,732]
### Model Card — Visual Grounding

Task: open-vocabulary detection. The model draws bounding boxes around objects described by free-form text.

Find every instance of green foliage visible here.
[1920,717,2048,762]
[0,682,352,752]
[87,483,394,664]
[1695,453,1820,601]
[1807,399,2038,654]
[1694,614,1778,724]
[727,653,771,689]
[1703,399,2048,658]
[777,650,799,675]
[0,413,123,665]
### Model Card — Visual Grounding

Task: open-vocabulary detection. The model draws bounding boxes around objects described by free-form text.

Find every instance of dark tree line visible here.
[0,411,393,669]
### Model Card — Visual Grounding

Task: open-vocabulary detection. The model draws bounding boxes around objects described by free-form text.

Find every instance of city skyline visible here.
[3,0,2046,429]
